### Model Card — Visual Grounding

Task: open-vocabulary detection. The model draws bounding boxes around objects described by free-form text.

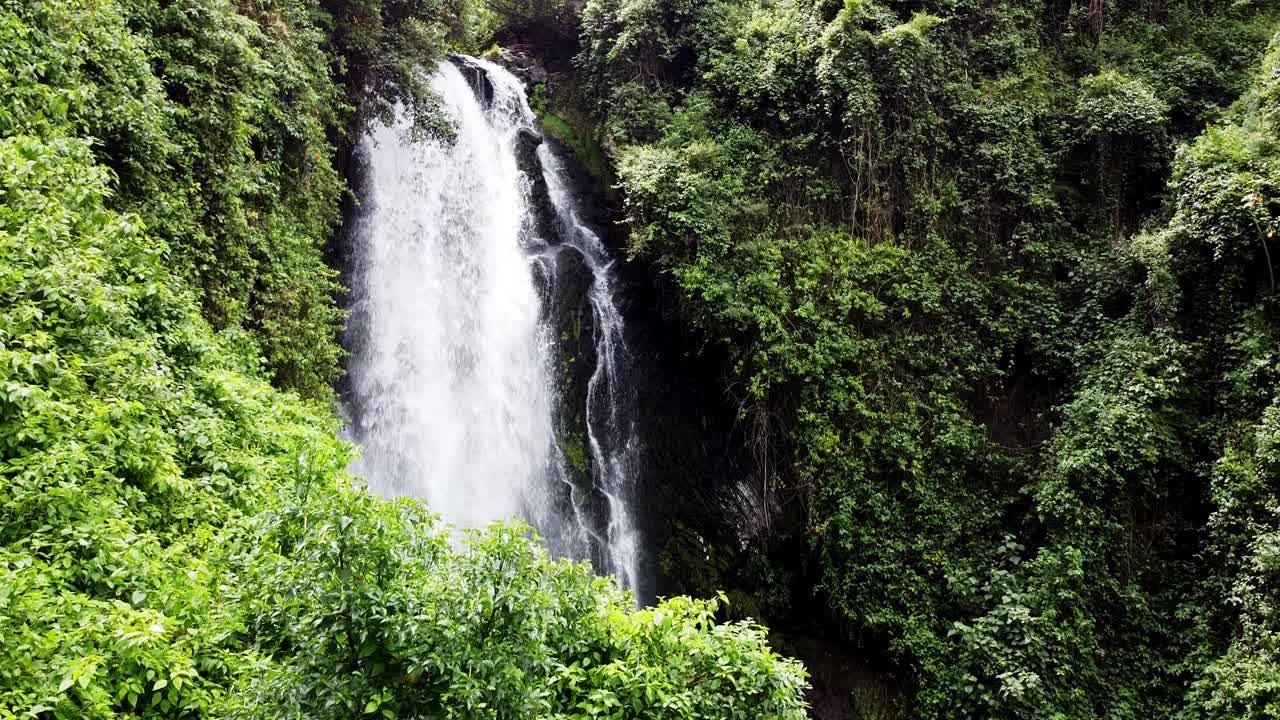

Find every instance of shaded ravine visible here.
[341,56,644,596]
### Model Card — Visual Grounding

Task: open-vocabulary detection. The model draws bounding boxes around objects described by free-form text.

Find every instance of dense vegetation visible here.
[0,0,807,717]
[6,0,1280,713]
[569,0,1280,717]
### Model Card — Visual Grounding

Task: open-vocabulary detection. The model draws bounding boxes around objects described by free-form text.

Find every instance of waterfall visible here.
[537,144,643,595]
[343,56,644,596]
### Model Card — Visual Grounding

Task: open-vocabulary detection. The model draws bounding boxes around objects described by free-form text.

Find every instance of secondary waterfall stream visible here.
[343,56,644,594]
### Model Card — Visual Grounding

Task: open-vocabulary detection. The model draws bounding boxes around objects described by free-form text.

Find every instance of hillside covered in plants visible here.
[560,0,1280,716]
[4,0,1280,716]
[0,0,807,717]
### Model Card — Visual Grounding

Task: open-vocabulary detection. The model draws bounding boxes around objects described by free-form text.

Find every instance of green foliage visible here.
[561,432,591,475]
[1180,391,1280,719]
[0,128,326,718]
[1175,35,1280,720]
[1075,71,1168,141]
[0,0,353,397]
[579,0,1280,716]
[1165,41,1280,289]
[0,121,807,720]
[231,501,807,719]
[532,82,612,184]
[0,0,810,717]
[482,0,578,34]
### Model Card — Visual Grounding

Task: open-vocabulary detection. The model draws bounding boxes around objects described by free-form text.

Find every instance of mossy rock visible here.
[561,432,591,475]
[531,81,612,186]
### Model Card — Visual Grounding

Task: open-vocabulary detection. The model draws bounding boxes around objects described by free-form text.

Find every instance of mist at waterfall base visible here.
[341,56,645,597]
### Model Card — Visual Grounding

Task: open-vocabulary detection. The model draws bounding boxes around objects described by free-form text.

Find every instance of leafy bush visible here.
[1075,71,1168,141]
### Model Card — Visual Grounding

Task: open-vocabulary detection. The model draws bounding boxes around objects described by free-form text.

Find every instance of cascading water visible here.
[535,144,643,594]
[343,56,644,595]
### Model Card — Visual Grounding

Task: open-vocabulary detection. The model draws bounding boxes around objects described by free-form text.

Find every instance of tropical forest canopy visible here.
[0,0,1278,716]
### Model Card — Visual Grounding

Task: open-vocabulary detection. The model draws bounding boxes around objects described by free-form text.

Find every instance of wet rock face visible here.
[532,243,598,485]
[447,54,495,107]
[513,127,559,247]
[489,46,549,89]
